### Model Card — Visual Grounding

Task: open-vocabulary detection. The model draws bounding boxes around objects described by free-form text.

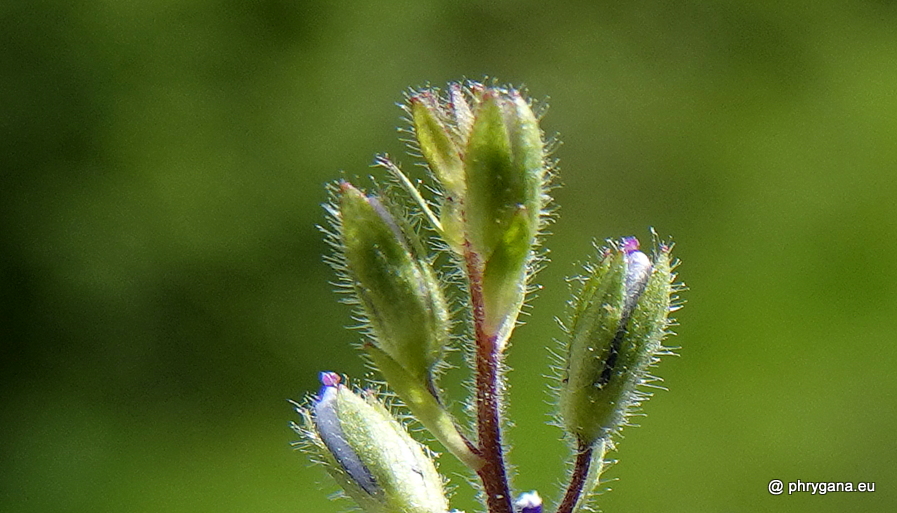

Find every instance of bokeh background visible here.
[3,1,896,512]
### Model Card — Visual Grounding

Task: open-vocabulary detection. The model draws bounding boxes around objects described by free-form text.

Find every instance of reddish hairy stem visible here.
[555,439,594,513]
[465,245,514,513]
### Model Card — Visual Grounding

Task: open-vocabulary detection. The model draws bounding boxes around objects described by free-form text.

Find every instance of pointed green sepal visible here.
[481,206,533,348]
[410,92,465,197]
[296,373,449,513]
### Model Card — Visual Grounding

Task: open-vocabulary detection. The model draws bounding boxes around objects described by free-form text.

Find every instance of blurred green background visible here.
[2,1,896,512]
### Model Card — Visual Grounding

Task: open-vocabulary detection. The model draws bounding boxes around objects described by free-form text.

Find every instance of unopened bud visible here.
[408,83,549,346]
[297,372,449,513]
[313,372,378,495]
[410,92,465,197]
[337,181,449,385]
[335,181,483,470]
[559,237,676,445]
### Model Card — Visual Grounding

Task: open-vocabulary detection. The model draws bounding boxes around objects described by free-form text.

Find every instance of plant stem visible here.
[555,439,593,513]
[465,245,514,513]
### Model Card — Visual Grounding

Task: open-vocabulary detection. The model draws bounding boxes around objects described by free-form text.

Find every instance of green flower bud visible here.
[296,372,449,513]
[408,84,548,344]
[559,237,677,446]
[335,181,483,470]
[408,87,469,256]
[464,89,544,261]
[337,181,449,385]
[465,88,546,344]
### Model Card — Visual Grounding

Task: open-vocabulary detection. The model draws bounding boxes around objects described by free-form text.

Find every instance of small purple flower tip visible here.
[622,236,640,254]
[320,371,341,388]
[514,491,542,513]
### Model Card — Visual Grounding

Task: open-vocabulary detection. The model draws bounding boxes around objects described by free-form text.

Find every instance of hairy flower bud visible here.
[409,82,549,348]
[337,181,449,385]
[296,372,449,513]
[464,89,546,345]
[559,237,676,446]
[334,181,482,470]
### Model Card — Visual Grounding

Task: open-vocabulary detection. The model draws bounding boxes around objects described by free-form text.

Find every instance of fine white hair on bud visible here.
[559,236,676,446]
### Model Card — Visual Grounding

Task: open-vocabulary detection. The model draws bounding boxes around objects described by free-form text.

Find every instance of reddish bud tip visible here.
[320,371,341,388]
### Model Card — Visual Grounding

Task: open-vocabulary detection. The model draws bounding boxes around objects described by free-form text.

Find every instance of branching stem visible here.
[465,244,514,513]
[555,439,594,513]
